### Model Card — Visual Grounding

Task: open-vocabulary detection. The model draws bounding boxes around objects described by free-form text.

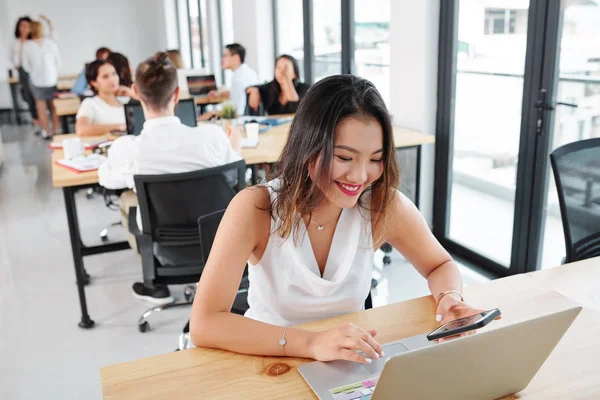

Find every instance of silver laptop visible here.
[298,307,581,400]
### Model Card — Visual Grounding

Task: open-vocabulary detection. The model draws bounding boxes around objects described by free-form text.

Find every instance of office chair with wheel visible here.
[129,159,246,333]
[550,138,600,263]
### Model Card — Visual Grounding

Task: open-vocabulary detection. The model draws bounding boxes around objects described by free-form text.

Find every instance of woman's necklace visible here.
[310,213,341,231]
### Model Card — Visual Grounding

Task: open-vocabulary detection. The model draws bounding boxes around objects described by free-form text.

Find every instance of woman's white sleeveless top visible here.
[244,179,374,326]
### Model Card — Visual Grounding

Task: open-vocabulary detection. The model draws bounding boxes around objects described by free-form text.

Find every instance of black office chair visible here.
[177,209,250,350]
[550,138,600,263]
[244,92,265,116]
[128,159,246,332]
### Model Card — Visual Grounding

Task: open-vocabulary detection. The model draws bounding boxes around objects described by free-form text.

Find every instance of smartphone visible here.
[427,308,501,341]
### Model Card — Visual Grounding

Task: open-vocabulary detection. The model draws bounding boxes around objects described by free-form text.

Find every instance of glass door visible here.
[435,0,535,275]
[434,0,584,276]
[538,0,600,269]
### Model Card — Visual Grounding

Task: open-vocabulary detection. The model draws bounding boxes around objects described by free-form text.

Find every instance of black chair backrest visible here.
[550,138,600,262]
[134,160,246,269]
[125,98,197,135]
[198,209,250,315]
[244,92,265,117]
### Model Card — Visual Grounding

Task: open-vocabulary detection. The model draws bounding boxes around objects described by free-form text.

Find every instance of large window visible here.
[274,0,305,81]
[273,0,391,106]
[354,0,390,106]
[312,0,341,83]
[177,0,192,68]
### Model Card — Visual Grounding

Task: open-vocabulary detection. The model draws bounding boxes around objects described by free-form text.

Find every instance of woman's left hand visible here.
[116,85,136,99]
[434,295,501,341]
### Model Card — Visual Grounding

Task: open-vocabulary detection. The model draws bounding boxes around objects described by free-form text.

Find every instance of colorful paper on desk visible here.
[49,139,110,150]
[55,154,106,173]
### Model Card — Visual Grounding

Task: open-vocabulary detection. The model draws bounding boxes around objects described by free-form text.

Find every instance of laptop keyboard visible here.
[329,376,380,400]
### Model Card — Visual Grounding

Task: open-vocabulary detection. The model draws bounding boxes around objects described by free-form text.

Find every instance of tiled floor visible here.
[0,124,488,400]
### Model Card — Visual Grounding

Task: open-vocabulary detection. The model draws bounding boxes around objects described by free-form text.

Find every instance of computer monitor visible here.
[186,75,217,96]
[125,98,198,136]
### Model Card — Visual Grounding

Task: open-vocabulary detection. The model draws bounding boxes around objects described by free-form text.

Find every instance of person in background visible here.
[167,49,184,68]
[22,19,61,139]
[190,75,487,364]
[71,47,111,96]
[75,60,132,136]
[107,52,133,88]
[207,43,258,116]
[97,52,242,305]
[246,54,310,115]
[11,17,39,128]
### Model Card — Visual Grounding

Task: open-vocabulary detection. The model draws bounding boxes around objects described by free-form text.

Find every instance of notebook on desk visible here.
[55,154,106,173]
[49,139,110,150]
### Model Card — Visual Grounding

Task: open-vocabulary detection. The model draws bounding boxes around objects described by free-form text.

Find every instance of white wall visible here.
[2,0,167,78]
[231,0,274,83]
[389,0,440,226]
[0,0,12,108]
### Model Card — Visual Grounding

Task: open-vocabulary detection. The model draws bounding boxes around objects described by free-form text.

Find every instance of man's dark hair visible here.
[225,43,246,64]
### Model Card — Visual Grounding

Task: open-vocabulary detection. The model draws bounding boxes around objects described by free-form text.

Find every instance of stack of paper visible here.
[49,139,110,150]
[55,154,106,173]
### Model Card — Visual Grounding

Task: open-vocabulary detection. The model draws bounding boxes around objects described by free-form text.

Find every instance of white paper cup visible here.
[245,122,260,141]
[63,137,84,160]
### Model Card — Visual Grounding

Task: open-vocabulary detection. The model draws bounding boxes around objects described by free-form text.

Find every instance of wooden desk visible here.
[9,74,77,89]
[100,263,600,399]
[51,133,116,187]
[525,257,600,313]
[54,97,81,117]
[51,133,130,330]
[241,123,434,165]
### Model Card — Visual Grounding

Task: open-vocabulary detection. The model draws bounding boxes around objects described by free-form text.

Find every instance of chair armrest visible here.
[128,206,143,237]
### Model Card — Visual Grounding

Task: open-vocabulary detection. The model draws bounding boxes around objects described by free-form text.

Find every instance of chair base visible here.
[137,284,196,333]
[100,220,123,242]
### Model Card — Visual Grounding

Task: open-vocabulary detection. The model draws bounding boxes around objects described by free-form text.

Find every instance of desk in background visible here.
[100,257,600,399]
[52,94,230,133]
[52,123,434,329]
[52,134,130,328]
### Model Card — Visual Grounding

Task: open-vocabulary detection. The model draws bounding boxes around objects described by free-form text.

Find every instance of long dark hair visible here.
[14,16,32,39]
[266,54,301,109]
[269,75,399,247]
[107,52,133,87]
[134,52,178,111]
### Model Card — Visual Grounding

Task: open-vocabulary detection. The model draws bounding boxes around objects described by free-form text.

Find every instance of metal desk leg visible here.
[63,186,95,329]
[250,165,258,185]
[61,115,70,134]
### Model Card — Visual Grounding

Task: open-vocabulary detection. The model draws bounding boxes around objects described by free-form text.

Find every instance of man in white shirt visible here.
[98,51,242,305]
[207,43,259,116]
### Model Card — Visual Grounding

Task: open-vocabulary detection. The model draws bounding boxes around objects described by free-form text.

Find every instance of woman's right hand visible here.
[308,322,384,364]
[246,87,260,110]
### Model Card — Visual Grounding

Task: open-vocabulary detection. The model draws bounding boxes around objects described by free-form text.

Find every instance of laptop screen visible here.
[186,75,217,96]
[125,99,198,136]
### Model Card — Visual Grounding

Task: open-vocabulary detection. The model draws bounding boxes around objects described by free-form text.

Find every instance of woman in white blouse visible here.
[21,19,60,138]
[75,59,134,137]
[190,75,490,365]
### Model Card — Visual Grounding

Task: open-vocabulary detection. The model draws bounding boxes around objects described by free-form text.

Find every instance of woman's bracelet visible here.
[437,289,464,305]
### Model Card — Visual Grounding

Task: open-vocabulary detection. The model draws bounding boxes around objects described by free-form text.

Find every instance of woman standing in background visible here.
[12,16,38,129]
[22,19,61,139]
